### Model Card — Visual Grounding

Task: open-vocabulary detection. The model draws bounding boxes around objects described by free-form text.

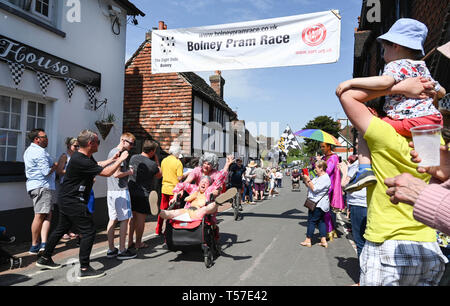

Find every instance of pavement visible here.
[0,201,236,276]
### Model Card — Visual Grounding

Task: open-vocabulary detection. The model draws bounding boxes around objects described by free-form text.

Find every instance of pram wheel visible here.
[203,246,214,268]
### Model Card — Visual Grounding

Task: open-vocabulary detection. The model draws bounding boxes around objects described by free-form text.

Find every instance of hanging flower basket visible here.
[95,120,114,140]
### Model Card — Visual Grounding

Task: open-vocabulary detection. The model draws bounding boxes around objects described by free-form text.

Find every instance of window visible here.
[1,0,55,23]
[31,0,51,20]
[0,95,21,162]
[0,94,47,162]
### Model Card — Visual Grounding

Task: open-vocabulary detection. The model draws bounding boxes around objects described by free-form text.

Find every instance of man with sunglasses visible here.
[24,128,60,255]
[36,129,129,280]
[106,133,136,260]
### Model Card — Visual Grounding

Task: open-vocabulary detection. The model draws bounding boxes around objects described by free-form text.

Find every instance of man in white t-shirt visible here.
[106,133,136,260]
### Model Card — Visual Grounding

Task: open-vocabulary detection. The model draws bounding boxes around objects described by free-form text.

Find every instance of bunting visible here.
[36,71,51,97]
[7,60,25,88]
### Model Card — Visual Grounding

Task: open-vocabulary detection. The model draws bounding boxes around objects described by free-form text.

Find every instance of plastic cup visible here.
[410,124,442,167]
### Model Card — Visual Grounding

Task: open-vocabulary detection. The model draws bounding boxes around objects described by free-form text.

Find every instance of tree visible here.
[302,116,340,156]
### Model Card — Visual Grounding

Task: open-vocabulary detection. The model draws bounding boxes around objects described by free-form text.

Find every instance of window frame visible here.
[0,0,65,37]
[0,89,49,181]
[30,0,52,22]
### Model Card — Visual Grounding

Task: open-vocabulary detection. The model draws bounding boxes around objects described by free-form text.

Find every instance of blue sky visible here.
[125,0,363,139]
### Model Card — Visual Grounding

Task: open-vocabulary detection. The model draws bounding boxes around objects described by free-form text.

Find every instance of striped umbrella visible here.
[294,129,342,146]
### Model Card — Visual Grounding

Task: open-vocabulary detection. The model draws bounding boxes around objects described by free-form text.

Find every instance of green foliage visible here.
[302,116,340,156]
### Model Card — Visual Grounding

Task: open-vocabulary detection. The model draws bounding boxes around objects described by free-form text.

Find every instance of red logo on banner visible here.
[302,23,327,46]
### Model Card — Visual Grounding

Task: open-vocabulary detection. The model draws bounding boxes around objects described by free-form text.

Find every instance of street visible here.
[1,177,359,286]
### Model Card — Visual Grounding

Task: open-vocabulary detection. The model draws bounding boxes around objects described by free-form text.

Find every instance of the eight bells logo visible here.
[301,23,327,47]
[160,36,176,54]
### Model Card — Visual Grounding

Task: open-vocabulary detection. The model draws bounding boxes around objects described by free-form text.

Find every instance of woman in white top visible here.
[300,160,331,248]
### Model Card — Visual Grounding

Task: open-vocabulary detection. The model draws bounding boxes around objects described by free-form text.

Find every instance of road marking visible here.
[239,235,278,282]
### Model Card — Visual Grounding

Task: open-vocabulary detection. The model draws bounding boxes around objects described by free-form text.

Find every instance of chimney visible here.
[159,21,167,30]
[209,70,225,99]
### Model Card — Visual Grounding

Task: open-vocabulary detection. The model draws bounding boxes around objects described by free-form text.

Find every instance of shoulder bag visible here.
[304,186,330,212]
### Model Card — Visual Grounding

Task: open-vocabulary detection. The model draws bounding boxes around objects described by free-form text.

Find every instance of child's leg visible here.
[382,114,443,138]
[160,208,189,220]
[344,133,376,192]
[357,133,372,166]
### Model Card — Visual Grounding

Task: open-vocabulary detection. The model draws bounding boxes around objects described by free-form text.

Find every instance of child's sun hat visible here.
[377,18,428,56]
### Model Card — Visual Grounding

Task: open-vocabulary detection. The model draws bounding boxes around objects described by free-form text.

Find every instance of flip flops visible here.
[214,188,238,206]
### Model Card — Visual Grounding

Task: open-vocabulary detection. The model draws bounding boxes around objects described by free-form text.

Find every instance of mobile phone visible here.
[302,168,309,176]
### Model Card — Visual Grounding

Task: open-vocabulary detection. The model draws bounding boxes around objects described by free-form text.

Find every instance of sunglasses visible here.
[124,139,135,146]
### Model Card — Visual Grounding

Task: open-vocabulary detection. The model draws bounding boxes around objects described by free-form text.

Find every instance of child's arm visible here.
[336,75,396,97]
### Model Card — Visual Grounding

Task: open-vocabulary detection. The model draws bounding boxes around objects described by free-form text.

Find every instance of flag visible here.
[8,60,25,88]
[278,125,301,154]
[36,71,51,97]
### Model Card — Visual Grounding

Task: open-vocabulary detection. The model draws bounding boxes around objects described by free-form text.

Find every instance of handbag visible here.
[304,186,329,211]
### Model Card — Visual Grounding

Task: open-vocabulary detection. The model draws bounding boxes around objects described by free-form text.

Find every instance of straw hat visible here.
[248,160,257,167]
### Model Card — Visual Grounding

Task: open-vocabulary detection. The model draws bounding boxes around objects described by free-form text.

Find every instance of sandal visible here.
[300,241,312,248]
[319,242,328,248]
[215,188,238,206]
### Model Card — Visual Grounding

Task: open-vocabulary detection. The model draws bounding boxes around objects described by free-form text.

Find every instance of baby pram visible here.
[291,174,301,191]
[164,192,221,268]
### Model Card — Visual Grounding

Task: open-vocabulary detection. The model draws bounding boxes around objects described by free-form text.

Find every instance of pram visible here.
[291,175,300,191]
[164,192,221,268]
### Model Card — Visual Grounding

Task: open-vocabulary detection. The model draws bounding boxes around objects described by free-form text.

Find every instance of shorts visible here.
[360,240,447,286]
[29,187,54,214]
[107,190,132,221]
[129,193,151,215]
[382,114,443,137]
[254,183,265,192]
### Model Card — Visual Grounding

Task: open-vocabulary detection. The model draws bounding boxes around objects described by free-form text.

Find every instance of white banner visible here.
[151,10,341,73]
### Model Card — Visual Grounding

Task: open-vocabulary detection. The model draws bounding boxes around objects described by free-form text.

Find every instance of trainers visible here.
[77,266,106,280]
[39,242,46,253]
[117,249,137,260]
[10,257,22,270]
[36,256,62,270]
[149,190,159,215]
[215,188,238,206]
[29,244,41,255]
[344,168,377,193]
[106,247,119,258]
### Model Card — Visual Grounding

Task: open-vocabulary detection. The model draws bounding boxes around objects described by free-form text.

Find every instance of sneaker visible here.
[29,244,40,255]
[149,190,159,215]
[36,256,62,270]
[9,257,22,270]
[344,168,377,193]
[77,266,106,280]
[215,188,238,206]
[117,249,137,260]
[106,247,119,258]
[39,243,46,253]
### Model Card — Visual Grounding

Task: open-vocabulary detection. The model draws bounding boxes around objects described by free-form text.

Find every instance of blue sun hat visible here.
[377,18,428,56]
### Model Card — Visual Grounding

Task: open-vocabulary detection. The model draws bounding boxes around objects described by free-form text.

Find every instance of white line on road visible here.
[239,234,278,282]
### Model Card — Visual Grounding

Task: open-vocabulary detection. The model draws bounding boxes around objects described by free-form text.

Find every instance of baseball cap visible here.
[377,18,428,56]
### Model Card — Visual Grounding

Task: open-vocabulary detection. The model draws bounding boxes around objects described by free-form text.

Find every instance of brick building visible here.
[124,22,241,160]
[354,0,450,130]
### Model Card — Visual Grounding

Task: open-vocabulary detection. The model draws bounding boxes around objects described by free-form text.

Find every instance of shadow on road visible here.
[220,208,307,221]
[0,273,31,286]
[335,256,360,283]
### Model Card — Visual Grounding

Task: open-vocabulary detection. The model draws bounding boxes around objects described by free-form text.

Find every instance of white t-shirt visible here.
[346,161,367,207]
[307,174,331,212]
